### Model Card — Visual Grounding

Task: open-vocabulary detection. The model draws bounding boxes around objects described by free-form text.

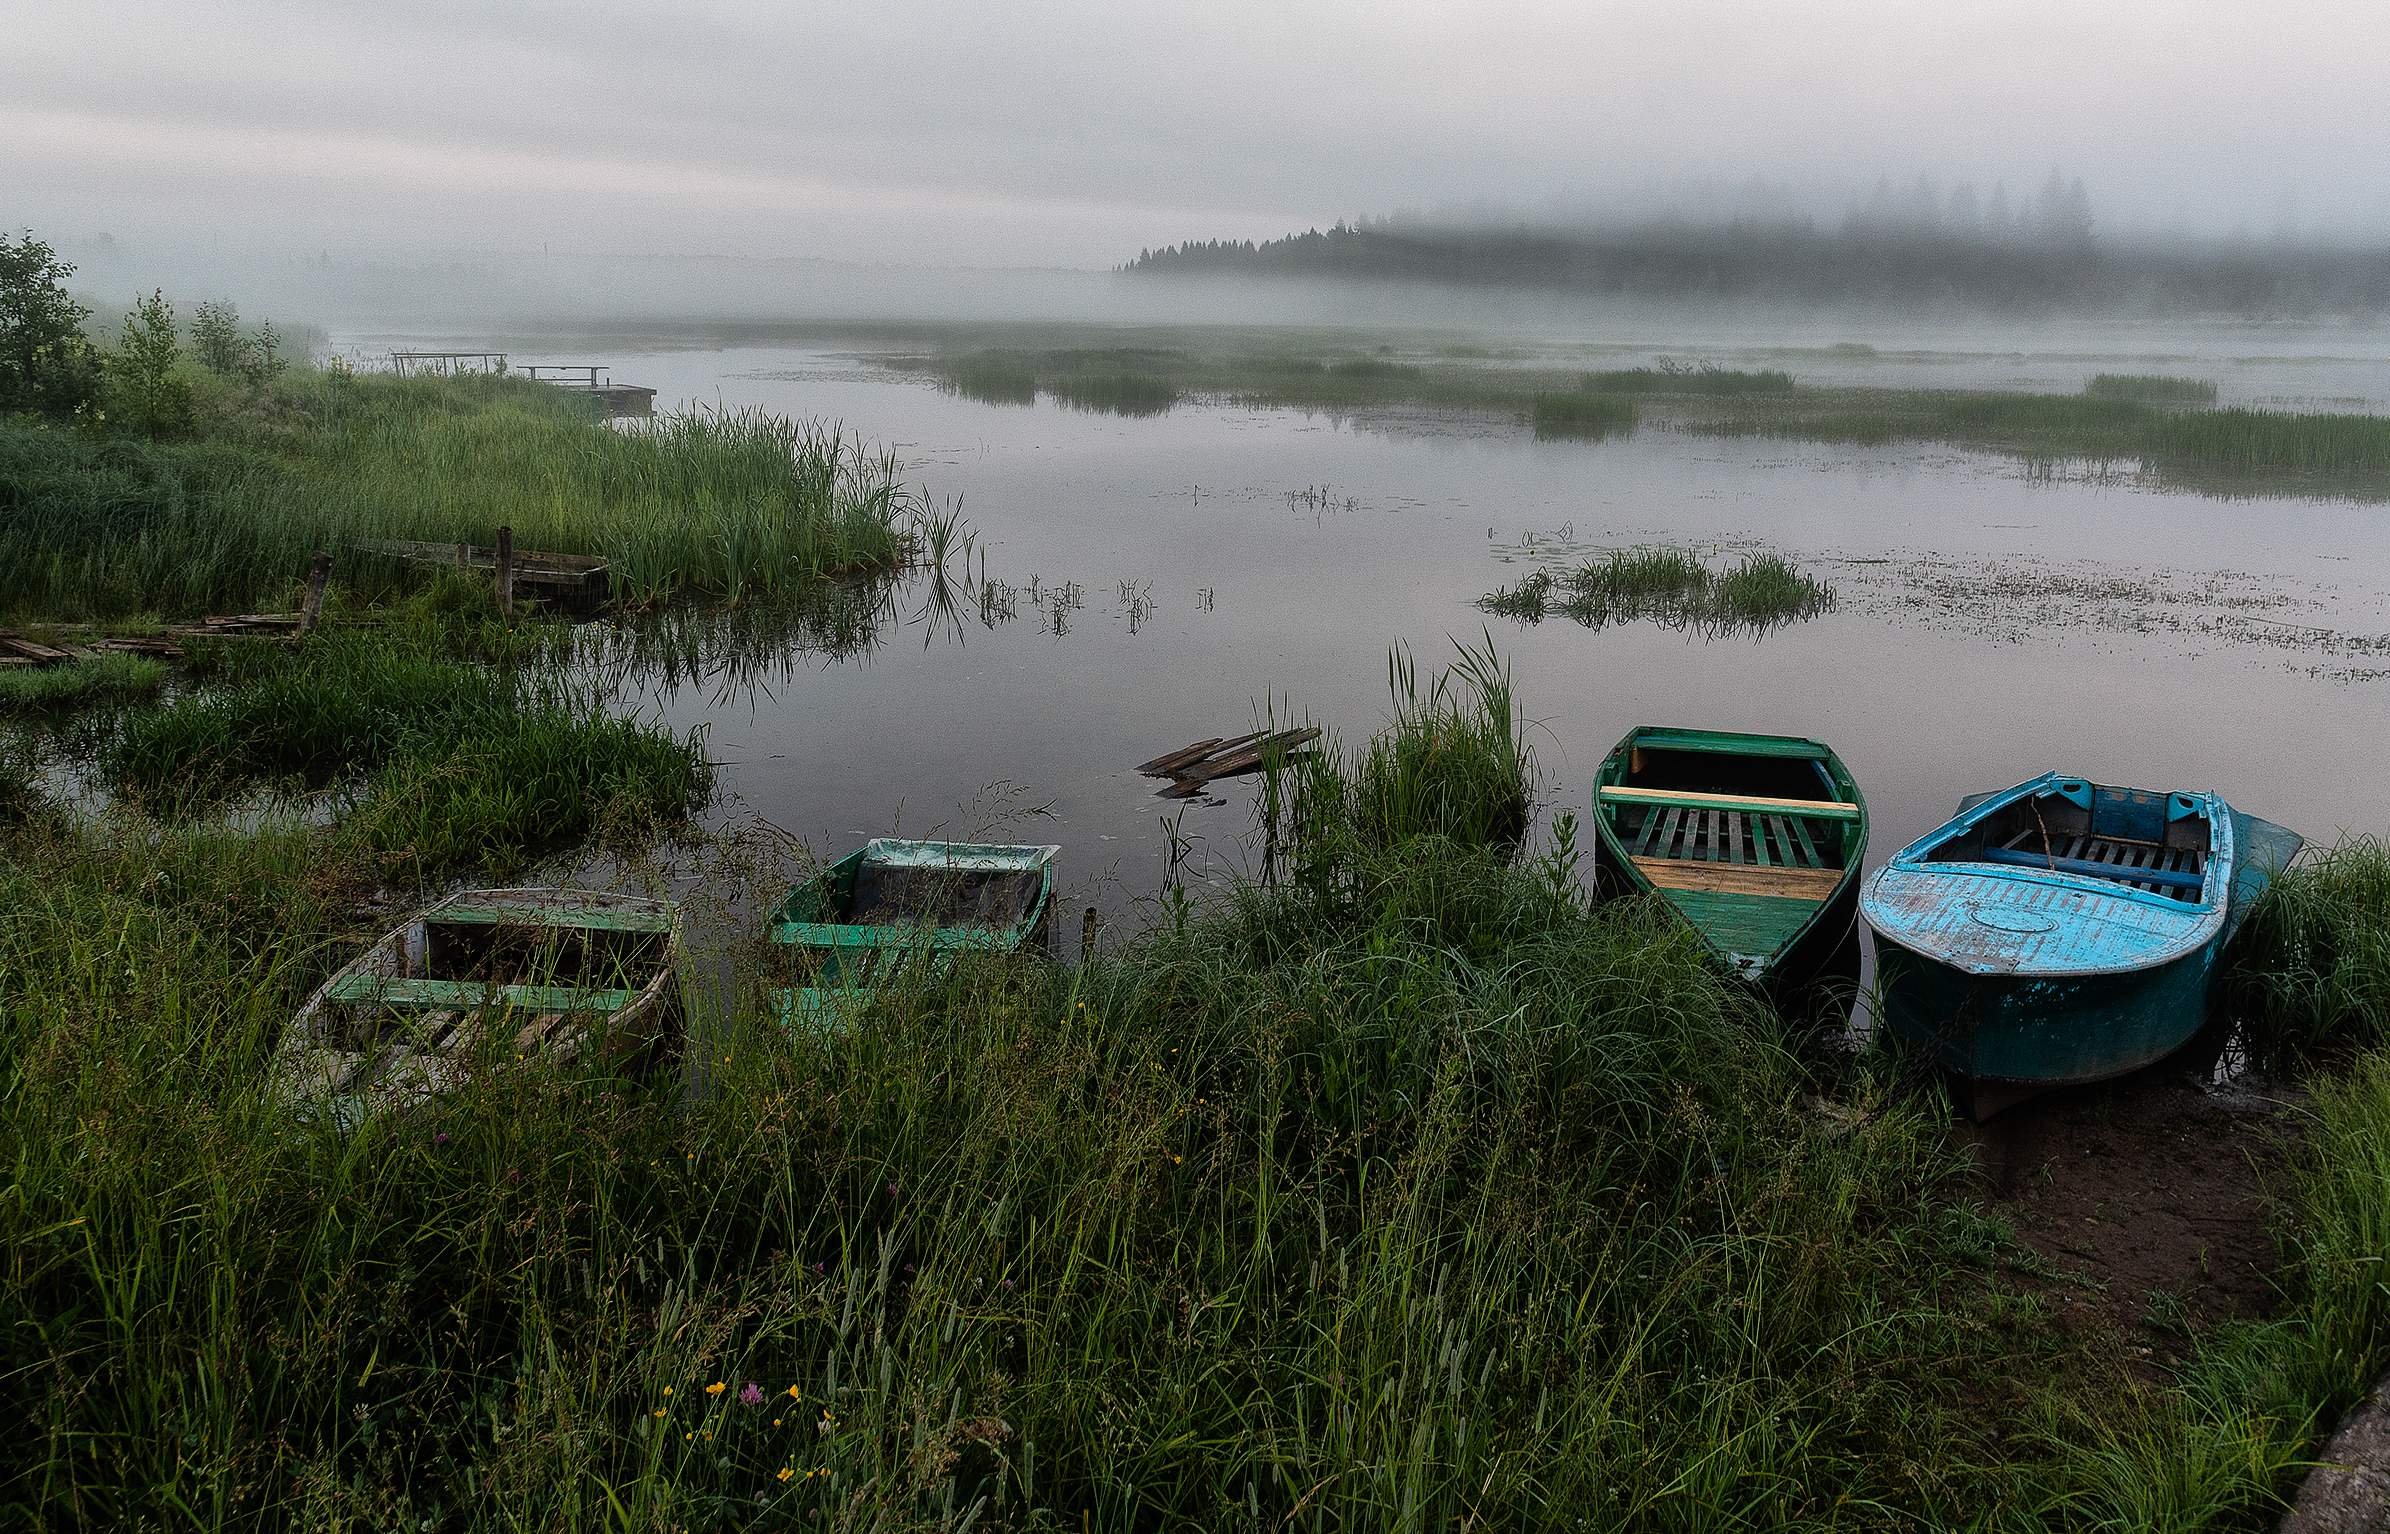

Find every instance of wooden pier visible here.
[383,353,657,419]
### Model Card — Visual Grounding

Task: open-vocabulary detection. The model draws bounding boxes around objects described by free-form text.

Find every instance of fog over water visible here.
[10,0,2390,326]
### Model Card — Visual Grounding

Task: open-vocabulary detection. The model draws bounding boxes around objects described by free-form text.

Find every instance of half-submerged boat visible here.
[274,888,682,1129]
[1590,726,1868,997]
[1863,774,2302,1112]
[770,839,1058,1029]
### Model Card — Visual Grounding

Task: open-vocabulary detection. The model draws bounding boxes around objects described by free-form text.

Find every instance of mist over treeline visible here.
[1127,173,2390,319]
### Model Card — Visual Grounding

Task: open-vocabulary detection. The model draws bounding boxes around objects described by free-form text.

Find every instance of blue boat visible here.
[1862,774,2300,1111]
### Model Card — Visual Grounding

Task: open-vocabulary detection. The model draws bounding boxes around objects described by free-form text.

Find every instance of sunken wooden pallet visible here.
[356,537,611,611]
[1137,728,1322,799]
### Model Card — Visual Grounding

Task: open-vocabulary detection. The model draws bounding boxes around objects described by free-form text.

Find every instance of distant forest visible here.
[1125,174,2390,317]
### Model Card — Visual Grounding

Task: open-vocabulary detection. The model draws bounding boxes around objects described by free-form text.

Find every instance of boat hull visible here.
[1874,930,2224,1087]
[1590,827,1863,1015]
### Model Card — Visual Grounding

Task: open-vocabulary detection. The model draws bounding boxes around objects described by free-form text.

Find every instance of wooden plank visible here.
[1631,730,1831,761]
[0,635,75,666]
[1784,815,1822,867]
[1631,806,1664,856]
[328,975,638,1011]
[1725,811,1747,865]
[1136,736,1222,775]
[1749,814,1775,867]
[1596,785,1861,820]
[1631,856,1844,901]
[1657,806,1685,859]
[1158,728,1322,795]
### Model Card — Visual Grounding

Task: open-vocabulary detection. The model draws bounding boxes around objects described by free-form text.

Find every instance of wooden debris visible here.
[0,634,76,667]
[1138,727,1322,799]
[356,536,609,610]
[92,637,185,659]
[163,613,302,640]
[298,552,333,635]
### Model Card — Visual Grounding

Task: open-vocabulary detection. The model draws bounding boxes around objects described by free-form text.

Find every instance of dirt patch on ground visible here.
[1958,1065,2300,1365]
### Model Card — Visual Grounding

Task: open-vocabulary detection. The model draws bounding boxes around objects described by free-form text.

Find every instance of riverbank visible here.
[1,618,2385,1526]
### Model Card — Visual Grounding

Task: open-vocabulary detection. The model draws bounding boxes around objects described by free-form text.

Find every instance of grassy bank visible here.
[4,644,2386,1527]
[0,370,921,620]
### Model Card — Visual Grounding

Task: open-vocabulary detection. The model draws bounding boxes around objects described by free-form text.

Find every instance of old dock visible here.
[386,352,657,419]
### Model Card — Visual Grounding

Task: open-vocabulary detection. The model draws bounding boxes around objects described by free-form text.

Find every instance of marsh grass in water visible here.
[104,627,711,879]
[2086,373,2220,405]
[1045,371,1181,417]
[0,653,165,714]
[0,372,920,619]
[1584,364,1795,395]
[1482,546,1836,635]
[1529,391,1639,439]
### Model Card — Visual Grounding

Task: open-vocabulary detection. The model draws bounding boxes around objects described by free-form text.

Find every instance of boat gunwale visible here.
[1863,773,2233,979]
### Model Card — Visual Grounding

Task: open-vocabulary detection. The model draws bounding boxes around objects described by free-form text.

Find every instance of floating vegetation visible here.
[1530,392,1637,440]
[2086,373,2219,405]
[1583,364,1795,395]
[1481,547,1836,634]
[1046,372,1179,417]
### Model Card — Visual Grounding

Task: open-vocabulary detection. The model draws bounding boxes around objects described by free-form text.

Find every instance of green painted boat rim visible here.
[1591,725,1867,977]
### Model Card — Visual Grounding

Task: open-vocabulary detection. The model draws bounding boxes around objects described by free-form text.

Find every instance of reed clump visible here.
[0,372,919,619]
[938,353,1038,406]
[1046,372,1180,417]
[1482,547,1835,634]
[105,628,711,877]
[1530,391,1637,439]
[2227,834,2390,1068]
[2085,373,2219,405]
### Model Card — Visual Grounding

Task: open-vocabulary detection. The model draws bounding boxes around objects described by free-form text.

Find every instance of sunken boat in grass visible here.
[1862,774,2302,1113]
[273,888,682,1129]
[1590,726,1868,999]
[770,839,1058,1029]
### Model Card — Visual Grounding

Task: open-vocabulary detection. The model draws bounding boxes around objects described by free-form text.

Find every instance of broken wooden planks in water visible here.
[0,634,77,668]
[356,537,611,610]
[164,613,303,639]
[1139,727,1322,798]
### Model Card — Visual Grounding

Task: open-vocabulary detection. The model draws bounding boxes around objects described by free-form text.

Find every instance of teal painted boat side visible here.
[1862,774,2301,1094]
[768,839,1059,1028]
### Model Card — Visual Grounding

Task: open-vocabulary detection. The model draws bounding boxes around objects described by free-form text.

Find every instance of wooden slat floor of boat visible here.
[1984,827,2206,898]
[1630,855,1844,901]
[1621,805,1831,869]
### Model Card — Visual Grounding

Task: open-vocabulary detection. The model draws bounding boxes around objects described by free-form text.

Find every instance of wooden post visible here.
[454,541,469,571]
[298,552,332,635]
[494,526,514,620]
[1080,907,1099,962]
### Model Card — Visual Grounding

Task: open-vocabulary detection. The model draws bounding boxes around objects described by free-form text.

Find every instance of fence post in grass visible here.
[299,552,332,635]
[495,525,514,620]
[1081,906,1099,962]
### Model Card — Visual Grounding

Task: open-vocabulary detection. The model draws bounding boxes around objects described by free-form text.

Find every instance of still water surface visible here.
[346,334,2390,924]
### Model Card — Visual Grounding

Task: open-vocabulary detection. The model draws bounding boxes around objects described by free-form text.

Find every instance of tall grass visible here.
[2086,373,2219,405]
[0,373,920,619]
[105,629,712,879]
[2,639,2386,1524]
[1481,547,1835,634]
[0,654,165,714]
[2227,834,2390,1068]
[1530,392,1637,439]
[2144,408,2390,482]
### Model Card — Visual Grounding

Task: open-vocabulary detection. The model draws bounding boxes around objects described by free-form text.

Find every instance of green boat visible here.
[1590,726,1869,1002]
[770,839,1059,1028]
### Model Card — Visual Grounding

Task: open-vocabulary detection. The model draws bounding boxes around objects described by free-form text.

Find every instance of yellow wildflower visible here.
[777,1467,794,1483]
[705,1381,727,1396]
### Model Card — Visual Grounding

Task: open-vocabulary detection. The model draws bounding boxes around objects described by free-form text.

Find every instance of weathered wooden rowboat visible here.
[1862,774,2302,1113]
[1590,726,1869,1000]
[273,888,682,1129]
[770,839,1058,1029]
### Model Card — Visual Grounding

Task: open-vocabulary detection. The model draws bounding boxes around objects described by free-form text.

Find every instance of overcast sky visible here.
[6,0,2388,269]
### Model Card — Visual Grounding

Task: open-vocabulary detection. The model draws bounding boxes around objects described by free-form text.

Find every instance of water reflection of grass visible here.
[1481,547,1835,635]
[1530,392,1638,440]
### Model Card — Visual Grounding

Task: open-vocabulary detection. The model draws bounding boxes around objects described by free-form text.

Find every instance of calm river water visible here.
[360,331,2390,926]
